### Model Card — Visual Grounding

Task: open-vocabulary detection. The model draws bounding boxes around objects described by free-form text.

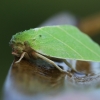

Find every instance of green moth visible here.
[9,25,100,76]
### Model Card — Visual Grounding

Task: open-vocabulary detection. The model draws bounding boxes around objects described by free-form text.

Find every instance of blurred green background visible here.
[0,0,100,97]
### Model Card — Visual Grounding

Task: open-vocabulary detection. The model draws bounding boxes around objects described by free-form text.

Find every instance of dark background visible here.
[0,0,100,97]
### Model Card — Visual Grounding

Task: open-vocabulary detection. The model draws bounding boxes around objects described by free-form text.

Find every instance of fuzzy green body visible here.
[10,25,100,61]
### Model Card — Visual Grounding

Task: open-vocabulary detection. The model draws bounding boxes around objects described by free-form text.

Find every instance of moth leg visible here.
[35,53,72,77]
[63,59,78,73]
[15,52,26,63]
[63,59,73,69]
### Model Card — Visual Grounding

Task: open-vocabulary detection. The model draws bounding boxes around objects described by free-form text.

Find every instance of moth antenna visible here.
[35,52,72,77]
[15,52,26,63]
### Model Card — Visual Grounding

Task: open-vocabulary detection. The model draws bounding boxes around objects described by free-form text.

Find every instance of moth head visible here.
[10,42,25,56]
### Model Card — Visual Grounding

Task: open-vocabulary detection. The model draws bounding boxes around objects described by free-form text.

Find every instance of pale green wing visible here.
[30,25,100,62]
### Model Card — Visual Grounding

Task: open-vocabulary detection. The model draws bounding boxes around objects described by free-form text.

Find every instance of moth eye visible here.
[12,48,14,51]
[12,41,15,43]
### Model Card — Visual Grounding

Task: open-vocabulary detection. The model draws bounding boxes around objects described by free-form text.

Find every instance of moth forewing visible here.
[10,25,100,77]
